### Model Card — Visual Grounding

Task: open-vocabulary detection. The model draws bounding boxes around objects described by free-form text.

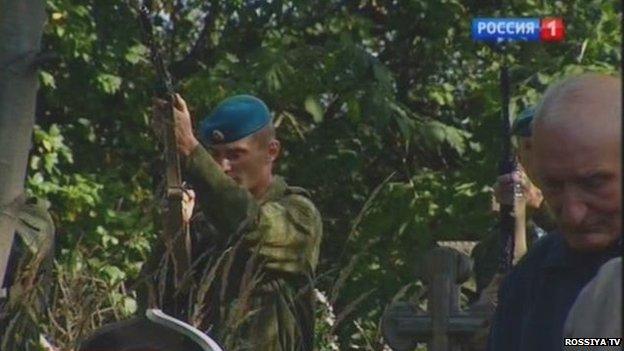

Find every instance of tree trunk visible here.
[0,0,46,290]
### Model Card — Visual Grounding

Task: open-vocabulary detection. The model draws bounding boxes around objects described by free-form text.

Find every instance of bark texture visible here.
[0,0,46,294]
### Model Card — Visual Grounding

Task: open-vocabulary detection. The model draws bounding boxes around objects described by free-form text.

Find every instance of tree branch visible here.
[170,0,219,80]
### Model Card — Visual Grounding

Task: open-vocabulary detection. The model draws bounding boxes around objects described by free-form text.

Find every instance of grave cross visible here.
[382,247,490,351]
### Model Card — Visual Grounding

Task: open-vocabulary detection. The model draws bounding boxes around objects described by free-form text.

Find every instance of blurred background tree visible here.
[30,0,620,349]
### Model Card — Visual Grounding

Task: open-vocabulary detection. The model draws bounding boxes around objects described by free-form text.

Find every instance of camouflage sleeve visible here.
[186,145,260,236]
[245,194,323,275]
[186,145,323,275]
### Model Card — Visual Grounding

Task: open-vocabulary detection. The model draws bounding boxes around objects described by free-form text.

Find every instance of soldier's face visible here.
[209,135,279,195]
[533,103,621,252]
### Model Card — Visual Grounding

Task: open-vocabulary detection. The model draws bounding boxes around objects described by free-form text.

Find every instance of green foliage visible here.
[30,0,620,349]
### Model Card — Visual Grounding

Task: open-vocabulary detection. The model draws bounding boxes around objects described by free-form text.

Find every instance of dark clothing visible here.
[472,219,546,296]
[530,203,557,233]
[487,233,621,351]
[472,203,556,296]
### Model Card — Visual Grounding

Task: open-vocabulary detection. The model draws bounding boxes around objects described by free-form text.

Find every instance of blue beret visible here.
[199,95,271,144]
[511,106,535,137]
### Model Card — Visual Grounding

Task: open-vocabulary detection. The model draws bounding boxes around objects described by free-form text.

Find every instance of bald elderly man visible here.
[141,94,323,351]
[487,73,621,351]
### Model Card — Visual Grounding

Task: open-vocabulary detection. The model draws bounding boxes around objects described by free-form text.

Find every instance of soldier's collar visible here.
[258,176,287,204]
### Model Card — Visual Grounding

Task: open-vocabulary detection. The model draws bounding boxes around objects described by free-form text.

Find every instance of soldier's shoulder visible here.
[276,181,314,206]
[276,184,322,223]
[282,191,320,215]
[285,184,312,198]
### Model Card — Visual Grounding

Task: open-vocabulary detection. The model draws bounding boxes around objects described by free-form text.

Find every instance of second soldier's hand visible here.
[172,93,199,156]
[181,188,196,223]
[494,169,543,209]
[494,171,527,206]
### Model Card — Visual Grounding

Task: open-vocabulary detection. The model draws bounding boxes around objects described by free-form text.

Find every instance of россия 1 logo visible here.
[472,18,565,42]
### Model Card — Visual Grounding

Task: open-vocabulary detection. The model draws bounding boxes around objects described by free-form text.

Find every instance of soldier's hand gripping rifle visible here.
[137,1,191,292]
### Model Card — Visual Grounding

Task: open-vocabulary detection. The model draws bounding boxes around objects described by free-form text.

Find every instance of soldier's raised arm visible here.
[166,93,322,350]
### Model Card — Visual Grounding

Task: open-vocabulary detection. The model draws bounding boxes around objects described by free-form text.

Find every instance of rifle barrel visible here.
[497,62,516,273]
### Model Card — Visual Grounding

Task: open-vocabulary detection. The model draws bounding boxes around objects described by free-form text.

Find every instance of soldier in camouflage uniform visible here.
[141,94,323,351]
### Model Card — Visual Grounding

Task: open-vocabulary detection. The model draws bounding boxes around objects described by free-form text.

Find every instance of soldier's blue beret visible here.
[511,106,535,137]
[199,95,271,145]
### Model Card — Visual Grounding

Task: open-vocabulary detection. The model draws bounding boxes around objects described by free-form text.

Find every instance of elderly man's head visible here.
[532,73,621,252]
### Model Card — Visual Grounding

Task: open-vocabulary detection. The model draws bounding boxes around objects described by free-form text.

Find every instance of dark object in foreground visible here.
[487,234,621,351]
[79,309,223,351]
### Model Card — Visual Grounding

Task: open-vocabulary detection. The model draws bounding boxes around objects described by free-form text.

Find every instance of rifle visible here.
[496,62,517,273]
[495,49,531,273]
[490,0,523,275]
[137,1,190,294]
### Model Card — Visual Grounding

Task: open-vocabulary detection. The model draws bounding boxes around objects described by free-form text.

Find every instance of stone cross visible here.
[382,247,490,351]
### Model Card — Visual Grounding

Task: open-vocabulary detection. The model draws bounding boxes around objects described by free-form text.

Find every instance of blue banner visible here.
[472,18,541,42]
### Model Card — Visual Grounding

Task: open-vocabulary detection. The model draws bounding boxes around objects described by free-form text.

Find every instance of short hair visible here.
[250,123,276,148]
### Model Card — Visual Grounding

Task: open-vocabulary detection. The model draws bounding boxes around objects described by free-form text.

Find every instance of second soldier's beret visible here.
[511,106,535,137]
[199,95,271,145]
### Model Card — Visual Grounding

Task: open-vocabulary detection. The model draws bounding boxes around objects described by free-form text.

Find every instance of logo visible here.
[540,18,565,42]
[472,18,565,42]
[211,130,225,143]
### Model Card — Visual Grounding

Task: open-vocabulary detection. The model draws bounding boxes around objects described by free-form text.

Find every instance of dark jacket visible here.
[487,233,620,351]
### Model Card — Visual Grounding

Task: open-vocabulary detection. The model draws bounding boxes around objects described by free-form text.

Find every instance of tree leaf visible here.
[304,96,324,123]
[39,71,56,88]
[96,74,122,94]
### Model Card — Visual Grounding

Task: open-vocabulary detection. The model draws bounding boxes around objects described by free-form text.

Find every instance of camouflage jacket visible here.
[140,145,323,351]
